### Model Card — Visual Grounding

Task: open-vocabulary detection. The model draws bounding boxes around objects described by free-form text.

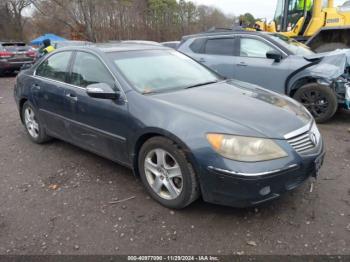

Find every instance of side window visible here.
[189,38,206,53]
[205,38,235,56]
[36,52,72,82]
[240,38,276,58]
[70,52,115,88]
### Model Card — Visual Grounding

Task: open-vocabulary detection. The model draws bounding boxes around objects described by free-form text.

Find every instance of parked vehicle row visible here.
[178,30,350,123]
[10,32,349,123]
[0,42,36,76]
[14,44,325,208]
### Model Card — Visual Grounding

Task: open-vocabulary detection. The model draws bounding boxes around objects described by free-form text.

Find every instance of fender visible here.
[129,127,200,177]
[284,59,321,95]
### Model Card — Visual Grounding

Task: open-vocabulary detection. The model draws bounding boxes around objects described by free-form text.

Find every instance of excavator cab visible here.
[266,0,350,52]
[273,0,314,37]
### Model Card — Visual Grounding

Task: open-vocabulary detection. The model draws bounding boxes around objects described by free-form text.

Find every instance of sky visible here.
[190,0,346,20]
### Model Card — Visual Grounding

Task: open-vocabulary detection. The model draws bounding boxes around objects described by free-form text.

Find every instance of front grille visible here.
[287,132,315,153]
[286,122,321,154]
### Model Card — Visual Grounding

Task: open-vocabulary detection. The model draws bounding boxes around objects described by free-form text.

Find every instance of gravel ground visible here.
[0,76,349,255]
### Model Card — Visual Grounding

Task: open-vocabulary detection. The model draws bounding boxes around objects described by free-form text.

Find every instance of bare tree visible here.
[26,0,236,43]
[0,0,31,40]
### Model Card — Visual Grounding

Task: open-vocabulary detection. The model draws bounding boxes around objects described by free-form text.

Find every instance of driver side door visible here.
[66,51,130,165]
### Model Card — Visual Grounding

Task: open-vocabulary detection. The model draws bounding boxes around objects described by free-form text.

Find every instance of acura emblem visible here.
[310,132,317,146]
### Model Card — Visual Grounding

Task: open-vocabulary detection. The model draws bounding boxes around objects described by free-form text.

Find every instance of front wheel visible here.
[293,83,338,123]
[138,137,200,209]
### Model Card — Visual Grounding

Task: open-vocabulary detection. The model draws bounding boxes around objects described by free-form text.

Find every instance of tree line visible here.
[0,0,257,43]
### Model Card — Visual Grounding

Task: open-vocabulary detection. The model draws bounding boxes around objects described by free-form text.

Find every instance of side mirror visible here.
[86,83,120,100]
[266,50,282,62]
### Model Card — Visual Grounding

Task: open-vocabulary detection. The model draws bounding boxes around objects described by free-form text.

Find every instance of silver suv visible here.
[178,29,350,123]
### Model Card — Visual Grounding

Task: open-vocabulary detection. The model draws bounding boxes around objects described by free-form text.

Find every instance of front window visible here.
[240,38,276,58]
[270,33,314,55]
[36,51,72,82]
[109,50,219,94]
[70,52,115,88]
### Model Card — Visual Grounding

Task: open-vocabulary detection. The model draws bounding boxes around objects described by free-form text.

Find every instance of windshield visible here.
[110,50,219,94]
[270,33,314,55]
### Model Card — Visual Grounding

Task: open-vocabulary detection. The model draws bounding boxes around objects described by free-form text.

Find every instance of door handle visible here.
[198,58,206,63]
[32,83,41,90]
[66,93,78,101]
[237,62,248,67]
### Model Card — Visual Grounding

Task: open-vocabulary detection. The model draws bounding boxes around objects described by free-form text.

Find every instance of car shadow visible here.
[322,109,350,126]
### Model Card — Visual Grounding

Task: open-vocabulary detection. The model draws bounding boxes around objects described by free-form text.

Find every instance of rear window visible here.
[1,43,30,52]
[2,43,26,47]
[205,38,235,56]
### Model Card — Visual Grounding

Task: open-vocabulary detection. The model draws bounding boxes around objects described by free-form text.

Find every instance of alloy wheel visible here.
[299,90,329,118]
[144,148,183,200]
[24,107,39,139]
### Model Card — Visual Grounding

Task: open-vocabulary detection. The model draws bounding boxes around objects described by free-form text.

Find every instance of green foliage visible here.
[239,12,256,26]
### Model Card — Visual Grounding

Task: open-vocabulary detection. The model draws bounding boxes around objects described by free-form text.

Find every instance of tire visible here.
[22,101,51,144]
[315,42,347,53]
[293,83,338,123]
[138,136,200,209]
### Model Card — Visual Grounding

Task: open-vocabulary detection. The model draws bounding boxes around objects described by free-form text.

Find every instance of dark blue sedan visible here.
[14,44,325,208]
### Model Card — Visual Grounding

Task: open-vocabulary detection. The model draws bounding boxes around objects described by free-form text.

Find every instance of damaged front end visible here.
[304,50,350,110]
[334,76,350,110]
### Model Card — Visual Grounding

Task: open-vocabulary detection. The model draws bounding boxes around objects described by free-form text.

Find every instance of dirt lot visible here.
[0,76,349,255]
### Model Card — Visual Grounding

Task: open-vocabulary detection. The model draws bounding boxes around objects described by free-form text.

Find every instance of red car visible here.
[0,42,36,76]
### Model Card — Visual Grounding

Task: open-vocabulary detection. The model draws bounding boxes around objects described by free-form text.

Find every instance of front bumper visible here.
[345,83,350,109]
[198,141,325,208]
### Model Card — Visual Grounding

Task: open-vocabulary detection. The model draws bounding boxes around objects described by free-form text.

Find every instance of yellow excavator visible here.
[256,0,350,52]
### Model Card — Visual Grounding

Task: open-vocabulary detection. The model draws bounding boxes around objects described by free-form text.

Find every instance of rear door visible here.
[65,51,129,164]
[189,37,238,79]
[234,36,291,93]
[32,51,74,138]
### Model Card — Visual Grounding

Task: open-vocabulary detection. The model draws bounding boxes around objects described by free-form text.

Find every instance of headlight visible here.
[207,134,288,162]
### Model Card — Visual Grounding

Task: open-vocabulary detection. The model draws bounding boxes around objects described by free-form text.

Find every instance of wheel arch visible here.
[131,128,199,178]
[289,76,318,97]
[19,97,28,123]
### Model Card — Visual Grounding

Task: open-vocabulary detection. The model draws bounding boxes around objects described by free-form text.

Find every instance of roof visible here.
[31,34,67,45]
[161,41,181,44]
[182,29,270,41]
[58,43,170,53]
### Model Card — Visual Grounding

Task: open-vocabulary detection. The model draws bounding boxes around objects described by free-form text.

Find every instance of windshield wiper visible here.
[185,80,219,89]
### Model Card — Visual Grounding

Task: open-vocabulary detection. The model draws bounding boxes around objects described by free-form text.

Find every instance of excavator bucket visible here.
[306,27,350,53]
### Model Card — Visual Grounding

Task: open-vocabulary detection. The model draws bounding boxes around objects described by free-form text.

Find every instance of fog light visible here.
[259,186,271,196]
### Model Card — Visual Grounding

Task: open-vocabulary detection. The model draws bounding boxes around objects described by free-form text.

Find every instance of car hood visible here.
[152,80,312,139]
[304,49,350,80]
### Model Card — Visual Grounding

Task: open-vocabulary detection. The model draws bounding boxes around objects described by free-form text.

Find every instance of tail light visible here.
[26,50,37,58]
[0,51,14,58]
